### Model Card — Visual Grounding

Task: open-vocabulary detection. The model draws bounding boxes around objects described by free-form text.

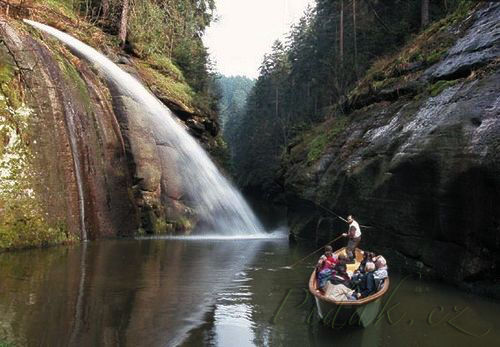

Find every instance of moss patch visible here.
[0,50,22,109]
[146,54,186,83]
[307,133,329,163]
[428,79,459,97]
[0,69,71,251]
[58,59,92,111]
[135,61,196,112]
[306,116,348,164]
[43,0,79,20]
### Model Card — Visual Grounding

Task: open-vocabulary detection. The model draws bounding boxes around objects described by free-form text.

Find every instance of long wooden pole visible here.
[285,234,344,269]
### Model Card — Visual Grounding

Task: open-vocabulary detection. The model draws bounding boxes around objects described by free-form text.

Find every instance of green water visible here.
[0,238,498,346]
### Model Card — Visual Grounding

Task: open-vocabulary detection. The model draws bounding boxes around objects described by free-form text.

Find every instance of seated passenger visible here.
[316,246,337,291]
[324,282,357,301]
[351,252,371,289]
[372,255,388,289]
[356,251,375,274]
[372,255,387,268]
[330,255,351,286]
[355,262,376,299]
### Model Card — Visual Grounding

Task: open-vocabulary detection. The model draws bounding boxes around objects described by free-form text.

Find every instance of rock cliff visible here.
[0,6,221,244]
[280,3,499,296]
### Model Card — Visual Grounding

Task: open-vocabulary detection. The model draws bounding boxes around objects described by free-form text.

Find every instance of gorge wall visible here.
[279,3,499,296]
[0,11,221,246]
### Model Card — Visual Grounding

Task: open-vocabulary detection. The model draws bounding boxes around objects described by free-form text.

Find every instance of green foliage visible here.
[425,48,448,65]
[0,339,14,347]
[428,80,458,97]
[146,54,185,83]
[136,61,196,110]
[128,0,168,57]
[154,218,171,234]
[306,117,347,164]
[125,0,218,113]
[43,0,80,20]
[307,134,328,163]
[177,216,193,231]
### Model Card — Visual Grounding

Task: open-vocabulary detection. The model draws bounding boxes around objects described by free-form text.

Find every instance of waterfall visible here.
[25,20,264,235]
[64,101,87,241]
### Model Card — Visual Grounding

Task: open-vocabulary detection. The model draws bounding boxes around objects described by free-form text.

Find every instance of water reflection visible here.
[0,240,499,347]
[0,239,269,346]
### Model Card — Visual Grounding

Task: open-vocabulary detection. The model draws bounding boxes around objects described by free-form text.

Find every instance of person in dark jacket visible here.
[330,254,351,287]
[357,251,375,274]
[356,262,376,299]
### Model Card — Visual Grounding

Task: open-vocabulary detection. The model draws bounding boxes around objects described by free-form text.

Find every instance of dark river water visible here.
[0,237,498,347]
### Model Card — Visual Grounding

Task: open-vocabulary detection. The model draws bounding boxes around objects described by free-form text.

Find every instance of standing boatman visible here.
[342,215,361,262]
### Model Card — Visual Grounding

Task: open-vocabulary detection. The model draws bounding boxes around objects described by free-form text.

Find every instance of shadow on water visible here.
[1,239,499,347]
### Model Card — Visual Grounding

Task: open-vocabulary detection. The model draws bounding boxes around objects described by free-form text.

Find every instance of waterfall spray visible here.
[25,20,264,235]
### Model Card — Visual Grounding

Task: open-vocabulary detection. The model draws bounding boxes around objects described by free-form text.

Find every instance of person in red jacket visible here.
[316,245,337,292]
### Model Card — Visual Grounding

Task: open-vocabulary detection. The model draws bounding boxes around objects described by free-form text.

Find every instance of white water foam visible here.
[134,228,288,241]
[25,20,264,235]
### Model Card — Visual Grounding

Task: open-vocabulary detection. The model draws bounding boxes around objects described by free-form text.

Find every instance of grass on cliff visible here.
[305,116,348,164]
[427,80,460,97]
[136,61,196,112]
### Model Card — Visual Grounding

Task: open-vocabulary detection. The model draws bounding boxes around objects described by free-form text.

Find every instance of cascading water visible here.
[25,20,264,235]
[64,102,87,241]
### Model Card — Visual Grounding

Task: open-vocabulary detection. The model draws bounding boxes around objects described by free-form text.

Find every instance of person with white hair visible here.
[372,255,388,288]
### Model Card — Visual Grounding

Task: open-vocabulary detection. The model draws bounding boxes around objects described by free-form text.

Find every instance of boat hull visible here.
[309,247,389,328]
[314,295,382,328]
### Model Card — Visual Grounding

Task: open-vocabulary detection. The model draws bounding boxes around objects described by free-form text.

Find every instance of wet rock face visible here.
[281,3,500,295]
[0,19,215,239]
[429,4,500,80]
[111,92,191,234]
[0,20,138,239]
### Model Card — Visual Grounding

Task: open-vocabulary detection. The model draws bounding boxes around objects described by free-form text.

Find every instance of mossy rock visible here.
[427,79,459,97]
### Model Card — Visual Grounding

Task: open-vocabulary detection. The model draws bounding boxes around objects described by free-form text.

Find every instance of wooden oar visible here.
[282,234,344,269]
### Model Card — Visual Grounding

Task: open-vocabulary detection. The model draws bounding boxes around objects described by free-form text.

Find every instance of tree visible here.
[339,0,344,64]
[102,0,110,18]
[353,0,358,77]
[421,0,429,29]
[119,0,130,47]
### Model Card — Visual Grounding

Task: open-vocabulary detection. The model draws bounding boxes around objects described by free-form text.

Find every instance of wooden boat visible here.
[308,247,390,328]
